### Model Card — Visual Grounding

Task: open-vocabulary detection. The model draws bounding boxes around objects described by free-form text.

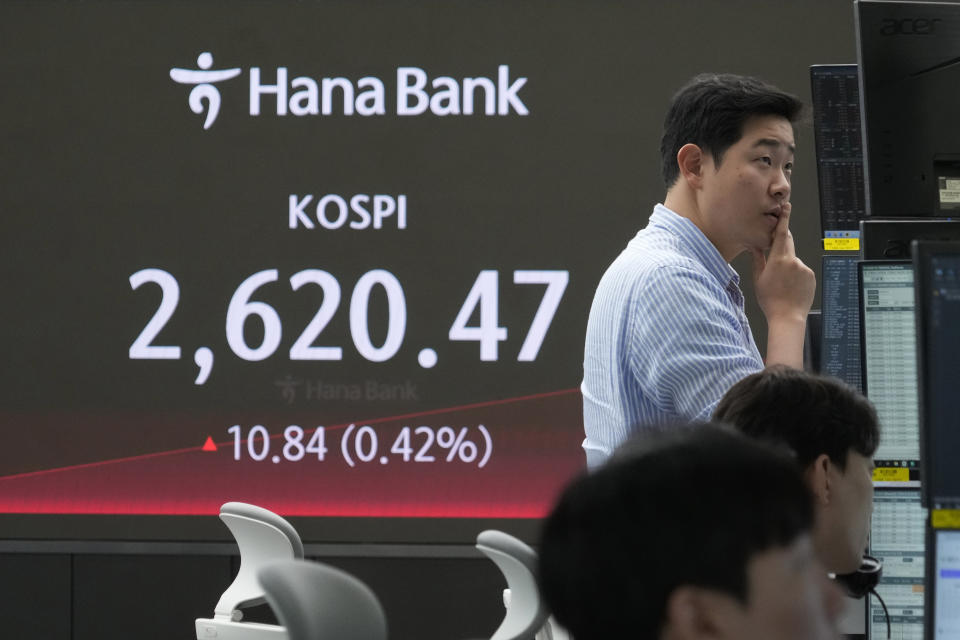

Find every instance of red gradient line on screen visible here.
[0,388,580,482]
[0,388,586,517]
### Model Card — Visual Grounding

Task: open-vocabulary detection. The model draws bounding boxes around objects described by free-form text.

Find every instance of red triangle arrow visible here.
[201,436,218,452]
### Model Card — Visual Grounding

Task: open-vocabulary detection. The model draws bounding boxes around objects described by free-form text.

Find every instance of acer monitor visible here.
[855,0,960,219]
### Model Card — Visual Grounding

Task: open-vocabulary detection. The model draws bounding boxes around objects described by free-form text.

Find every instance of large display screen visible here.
[0,2,662,542]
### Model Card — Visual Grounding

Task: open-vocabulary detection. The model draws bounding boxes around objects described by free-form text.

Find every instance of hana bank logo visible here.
[169,52,241,129]
[170,51,530,130]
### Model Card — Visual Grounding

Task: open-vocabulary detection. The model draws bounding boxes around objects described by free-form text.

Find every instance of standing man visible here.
[582,73,816,466]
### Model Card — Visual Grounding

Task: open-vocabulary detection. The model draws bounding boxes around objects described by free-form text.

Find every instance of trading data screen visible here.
[810,64,865,239]
[821,256,863,391]
[860,262,919,467]
[869,490,926,640]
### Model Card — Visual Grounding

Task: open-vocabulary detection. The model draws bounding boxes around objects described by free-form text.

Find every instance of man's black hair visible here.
[660,73,804,187]
[538,423,813,640]
[713,365,880,470]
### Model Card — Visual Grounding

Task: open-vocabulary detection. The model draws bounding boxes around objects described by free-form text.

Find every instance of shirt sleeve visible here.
[628,264,764,420]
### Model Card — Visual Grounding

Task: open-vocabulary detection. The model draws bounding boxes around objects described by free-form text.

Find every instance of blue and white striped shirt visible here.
[581,204,764,467]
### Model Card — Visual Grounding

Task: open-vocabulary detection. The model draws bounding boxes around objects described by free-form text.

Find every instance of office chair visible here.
[475,530,560,640]
[258,559,388,640]
[196,502,305,640]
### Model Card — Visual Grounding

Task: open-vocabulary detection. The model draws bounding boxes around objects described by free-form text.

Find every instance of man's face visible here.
[697,114,795,261]
[715,535,844,640]
[819,451,875,574]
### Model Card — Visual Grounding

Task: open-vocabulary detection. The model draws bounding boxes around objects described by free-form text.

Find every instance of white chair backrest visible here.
[214,502,304,617]
[476,530,550,640]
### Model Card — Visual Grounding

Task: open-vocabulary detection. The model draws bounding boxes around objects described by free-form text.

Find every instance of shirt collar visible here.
[649,203,741,289]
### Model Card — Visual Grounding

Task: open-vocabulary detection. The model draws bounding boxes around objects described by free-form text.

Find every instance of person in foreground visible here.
[714,366,879,574]
[539,423,843,640]
[582,73,816,467]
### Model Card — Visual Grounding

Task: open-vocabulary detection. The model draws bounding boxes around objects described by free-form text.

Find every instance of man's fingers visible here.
[769,202,795,258]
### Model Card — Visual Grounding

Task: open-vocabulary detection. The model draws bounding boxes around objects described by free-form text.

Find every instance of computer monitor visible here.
[913,241,960,507]
[929,528,960,640]
[821,256,863,391]
[859,261,921,476]
[810,64,866,242]
[869,489,926,640]
[861,220,960,260]
[855,0,960,219]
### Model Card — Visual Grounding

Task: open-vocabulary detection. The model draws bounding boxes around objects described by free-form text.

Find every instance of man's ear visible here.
[806,453,833,505]
[676,143,706,188]
[664,586,735,640]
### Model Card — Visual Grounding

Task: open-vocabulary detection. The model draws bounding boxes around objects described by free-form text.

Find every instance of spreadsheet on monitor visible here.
[860,262,919,464]
[869,490,926,640]
[810,64,865,235]
[821,256,863,391]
